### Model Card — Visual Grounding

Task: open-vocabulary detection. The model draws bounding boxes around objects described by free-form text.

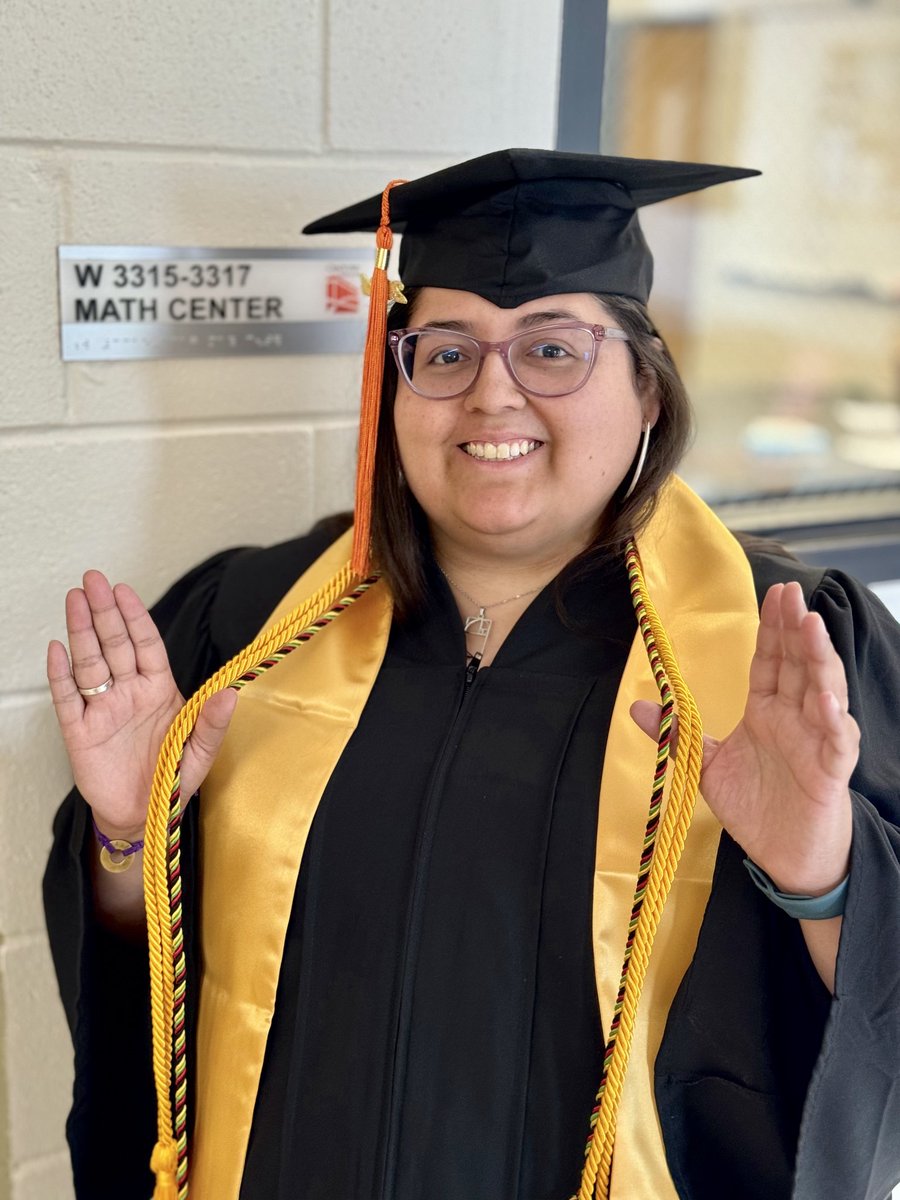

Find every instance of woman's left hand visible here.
[633,581,858,895]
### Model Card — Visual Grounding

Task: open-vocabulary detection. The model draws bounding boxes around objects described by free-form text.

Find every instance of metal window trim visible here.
[556,0,609,153]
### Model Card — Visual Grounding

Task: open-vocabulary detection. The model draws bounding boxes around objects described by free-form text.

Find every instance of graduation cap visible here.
[303,148,759,575]
[304,147,759,307]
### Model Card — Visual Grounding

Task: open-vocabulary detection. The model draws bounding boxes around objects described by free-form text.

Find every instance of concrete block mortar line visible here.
[309,0,329,133]
[320,0,332,150]
[0,941,11,1200]
[0,137,452,169]
[58,148,74,427]
[0,413,359,446]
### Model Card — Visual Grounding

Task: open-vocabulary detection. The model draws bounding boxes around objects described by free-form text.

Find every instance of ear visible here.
[641,381,662,429]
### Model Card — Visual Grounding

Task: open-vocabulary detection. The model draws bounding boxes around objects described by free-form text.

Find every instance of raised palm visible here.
[47,570,236,839]
[633,582,857,895]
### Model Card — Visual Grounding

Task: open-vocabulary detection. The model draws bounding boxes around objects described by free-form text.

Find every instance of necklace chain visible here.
[438,568,544,613]
[438,567,549,662]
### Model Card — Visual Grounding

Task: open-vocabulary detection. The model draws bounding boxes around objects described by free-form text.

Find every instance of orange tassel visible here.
[351,178,406,579]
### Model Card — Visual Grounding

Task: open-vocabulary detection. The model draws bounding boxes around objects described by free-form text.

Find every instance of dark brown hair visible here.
[370,289,694,621]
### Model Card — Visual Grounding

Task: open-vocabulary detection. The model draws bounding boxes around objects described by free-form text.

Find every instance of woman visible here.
[44,150,900,1200]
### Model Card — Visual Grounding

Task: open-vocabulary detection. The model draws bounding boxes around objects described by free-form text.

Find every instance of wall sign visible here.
[58,246,377,361]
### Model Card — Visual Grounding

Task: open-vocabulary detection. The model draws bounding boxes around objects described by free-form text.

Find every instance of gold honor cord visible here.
[143,561,372,1200]
[141,540,702,1200]
[574,542,704,1200]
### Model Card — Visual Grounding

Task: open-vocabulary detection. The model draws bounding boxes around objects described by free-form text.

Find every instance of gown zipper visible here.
[380,657,484,1199]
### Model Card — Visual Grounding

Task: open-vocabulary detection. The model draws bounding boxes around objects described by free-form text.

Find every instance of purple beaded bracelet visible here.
[91,815,145,874]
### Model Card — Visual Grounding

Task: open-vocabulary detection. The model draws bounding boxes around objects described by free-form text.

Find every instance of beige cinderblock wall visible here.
[0,3,562,1196]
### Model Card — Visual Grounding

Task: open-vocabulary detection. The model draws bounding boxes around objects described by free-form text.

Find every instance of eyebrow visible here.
[419,309,583,334]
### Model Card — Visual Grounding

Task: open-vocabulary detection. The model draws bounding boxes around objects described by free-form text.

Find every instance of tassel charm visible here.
[360,273,407,305]
[389,279,408,304]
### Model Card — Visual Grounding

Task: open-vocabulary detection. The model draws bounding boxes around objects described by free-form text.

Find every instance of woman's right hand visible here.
[47,569,238,840]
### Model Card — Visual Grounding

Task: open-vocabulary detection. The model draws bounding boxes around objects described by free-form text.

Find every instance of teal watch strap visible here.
[743,858,849,920]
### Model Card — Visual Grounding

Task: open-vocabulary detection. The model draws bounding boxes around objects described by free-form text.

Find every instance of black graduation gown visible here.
[43,521,900,1200]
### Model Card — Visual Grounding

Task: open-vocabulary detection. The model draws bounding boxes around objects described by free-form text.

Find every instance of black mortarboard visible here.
[303,147,759,306]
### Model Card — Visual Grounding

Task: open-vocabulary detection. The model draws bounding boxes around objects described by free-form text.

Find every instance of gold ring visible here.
[78,676,114,697]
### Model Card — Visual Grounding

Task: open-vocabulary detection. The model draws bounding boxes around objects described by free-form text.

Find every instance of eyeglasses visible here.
[388,322,630,400]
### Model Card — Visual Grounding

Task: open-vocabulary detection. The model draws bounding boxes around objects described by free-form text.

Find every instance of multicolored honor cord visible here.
[572,541,703,1200]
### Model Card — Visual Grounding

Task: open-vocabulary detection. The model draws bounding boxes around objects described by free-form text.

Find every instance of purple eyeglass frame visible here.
[388,322,630,399]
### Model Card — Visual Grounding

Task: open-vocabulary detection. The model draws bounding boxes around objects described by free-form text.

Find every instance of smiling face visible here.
[392,288,660,566]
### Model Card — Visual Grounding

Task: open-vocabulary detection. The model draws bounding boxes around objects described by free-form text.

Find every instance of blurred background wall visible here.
[0,1,898,1197]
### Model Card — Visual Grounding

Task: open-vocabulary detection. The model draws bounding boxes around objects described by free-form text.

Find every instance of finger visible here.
[47,639,85,728]
[760,585,849,719]
[82,570,137,684]
[817,692,860,780]
[774,582,813,705]
[113,582,171,678]
[181,689,239,798]
[630,698,664,740]
[799,611,850,711]
[630,700,723,768]
[66,586,112,692]
[747,584,785,698]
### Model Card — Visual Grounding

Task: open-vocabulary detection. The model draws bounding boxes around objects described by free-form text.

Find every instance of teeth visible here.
[464,440,539,460]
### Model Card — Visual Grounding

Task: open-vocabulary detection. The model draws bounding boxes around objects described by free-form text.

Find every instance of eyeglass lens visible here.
[397,326,597,398]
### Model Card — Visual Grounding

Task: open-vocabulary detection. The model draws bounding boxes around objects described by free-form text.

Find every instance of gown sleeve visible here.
[43,547,253,1200]
[793,569,900,1200]
[656,552,900,1200]
[42,519,351,1200]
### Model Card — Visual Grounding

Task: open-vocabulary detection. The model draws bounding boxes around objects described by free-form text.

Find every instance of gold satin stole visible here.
[192,476,759,1198]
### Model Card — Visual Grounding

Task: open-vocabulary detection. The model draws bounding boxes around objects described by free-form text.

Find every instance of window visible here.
[594,1,900,517]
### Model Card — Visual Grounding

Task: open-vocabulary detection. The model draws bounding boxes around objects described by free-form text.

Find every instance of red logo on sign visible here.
[325,274,360,314]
